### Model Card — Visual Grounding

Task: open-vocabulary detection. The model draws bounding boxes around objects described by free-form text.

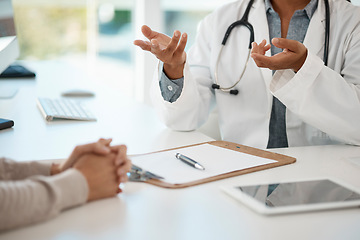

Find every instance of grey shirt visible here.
[158,0,318,147]
[266,0,318,148]
[158,62,184,103]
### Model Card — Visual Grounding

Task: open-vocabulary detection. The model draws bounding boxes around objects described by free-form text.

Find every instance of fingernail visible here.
[273,38,279,44]
[182,33,187,38]
[174,31,179,37]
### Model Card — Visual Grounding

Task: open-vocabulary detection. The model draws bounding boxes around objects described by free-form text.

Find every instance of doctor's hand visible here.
[134,25,187,79]
[251,38,308,72]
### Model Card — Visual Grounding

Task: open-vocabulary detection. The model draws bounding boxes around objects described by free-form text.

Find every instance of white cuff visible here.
[270,51,324,99]
[49,169,89,211]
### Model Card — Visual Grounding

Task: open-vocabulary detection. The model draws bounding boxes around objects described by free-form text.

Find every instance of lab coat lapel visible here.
[250,0,272,89]
[303,0,326,59]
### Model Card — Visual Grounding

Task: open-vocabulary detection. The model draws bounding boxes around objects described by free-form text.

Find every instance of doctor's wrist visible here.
[163,62,185,80]
[293,48,308,73]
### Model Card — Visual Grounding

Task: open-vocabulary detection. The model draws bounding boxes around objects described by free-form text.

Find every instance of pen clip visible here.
[128,164,164,182]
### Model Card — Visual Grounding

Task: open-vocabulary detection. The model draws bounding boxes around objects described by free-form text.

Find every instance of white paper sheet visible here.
[130,144,277,184]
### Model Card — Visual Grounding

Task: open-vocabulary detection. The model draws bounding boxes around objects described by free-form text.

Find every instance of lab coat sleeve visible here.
[270,30,360,145]
[150,16,216,131]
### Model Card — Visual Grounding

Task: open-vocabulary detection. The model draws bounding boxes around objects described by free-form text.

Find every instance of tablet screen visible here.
[238,179,360,207]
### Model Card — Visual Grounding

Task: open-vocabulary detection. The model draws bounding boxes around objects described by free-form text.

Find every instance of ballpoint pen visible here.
[175,153,205,170]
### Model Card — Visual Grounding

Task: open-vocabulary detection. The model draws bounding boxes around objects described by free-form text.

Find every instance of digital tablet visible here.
[222,179,360,215]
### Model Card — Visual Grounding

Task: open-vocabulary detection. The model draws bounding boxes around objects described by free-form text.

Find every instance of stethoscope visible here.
[212,0,331,95]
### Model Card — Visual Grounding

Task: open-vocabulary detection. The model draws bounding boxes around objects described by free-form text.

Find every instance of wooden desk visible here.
[1,61,360,240]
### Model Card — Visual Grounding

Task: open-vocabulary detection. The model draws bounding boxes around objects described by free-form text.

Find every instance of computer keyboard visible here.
[37,98,97,121]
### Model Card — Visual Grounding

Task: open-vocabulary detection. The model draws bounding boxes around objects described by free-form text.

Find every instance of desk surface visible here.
[2,144,360,240]
[0,60,213,160]
[1,61,360,240]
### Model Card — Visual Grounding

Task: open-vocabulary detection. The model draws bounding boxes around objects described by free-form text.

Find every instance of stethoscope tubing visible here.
[214,47,251,91]
[213,0,330,95]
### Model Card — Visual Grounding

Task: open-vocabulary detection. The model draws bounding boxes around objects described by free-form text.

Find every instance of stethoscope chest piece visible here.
[212,83,239,95]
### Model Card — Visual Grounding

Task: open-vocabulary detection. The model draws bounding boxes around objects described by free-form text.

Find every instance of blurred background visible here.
[12,0,360,100]
[11,0,234,100]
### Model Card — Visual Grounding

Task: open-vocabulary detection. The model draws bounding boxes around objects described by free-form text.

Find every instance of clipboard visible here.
[129,141,296,189]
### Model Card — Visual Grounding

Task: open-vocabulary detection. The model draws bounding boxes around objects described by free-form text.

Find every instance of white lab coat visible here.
[150,0,360,148]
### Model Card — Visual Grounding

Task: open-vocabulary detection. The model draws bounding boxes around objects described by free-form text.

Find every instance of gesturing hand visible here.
[251,38,308,72]
[134,25,187,79]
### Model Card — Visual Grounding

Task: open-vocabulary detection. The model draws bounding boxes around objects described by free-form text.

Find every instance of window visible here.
[13,1,87,60]
[162,0,234,49]
[13,0,135,96]
[93,0,134,95]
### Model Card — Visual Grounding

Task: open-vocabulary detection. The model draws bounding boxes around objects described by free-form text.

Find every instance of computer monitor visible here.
[0,0,19,74]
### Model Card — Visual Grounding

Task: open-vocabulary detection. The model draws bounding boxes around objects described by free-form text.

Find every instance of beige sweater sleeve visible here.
[0,158,89,232]
[0,157,52,180]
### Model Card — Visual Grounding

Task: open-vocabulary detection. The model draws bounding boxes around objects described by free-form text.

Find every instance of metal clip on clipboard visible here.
[128,164,164,182]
